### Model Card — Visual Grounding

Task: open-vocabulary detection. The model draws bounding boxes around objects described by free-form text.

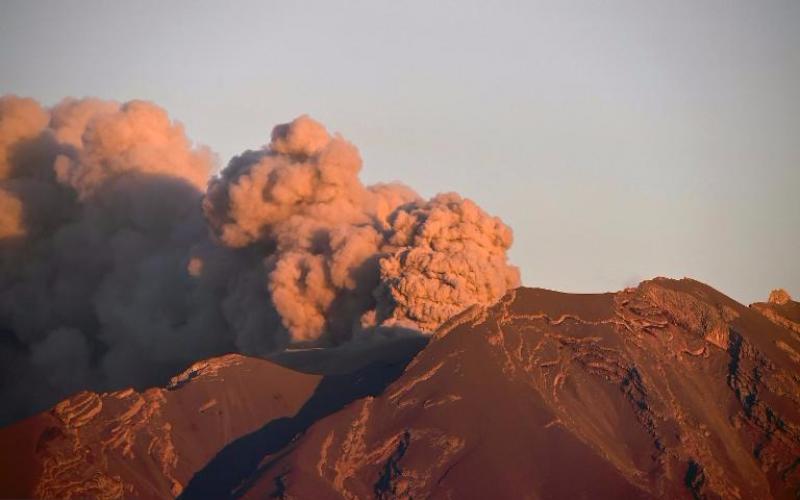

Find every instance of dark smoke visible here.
[0,97,519,424]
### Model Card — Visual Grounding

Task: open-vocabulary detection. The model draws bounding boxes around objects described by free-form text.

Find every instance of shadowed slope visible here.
[180,342,425,499]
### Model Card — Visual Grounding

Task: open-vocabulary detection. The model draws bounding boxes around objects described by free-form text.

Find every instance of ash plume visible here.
[0,96,227,424]
[0,98,519,424]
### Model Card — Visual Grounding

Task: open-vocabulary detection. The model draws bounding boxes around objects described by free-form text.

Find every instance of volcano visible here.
[0,355,322,498]
[1,278,799,499]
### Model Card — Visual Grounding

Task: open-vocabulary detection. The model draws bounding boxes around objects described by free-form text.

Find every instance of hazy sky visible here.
[1,0,797,304]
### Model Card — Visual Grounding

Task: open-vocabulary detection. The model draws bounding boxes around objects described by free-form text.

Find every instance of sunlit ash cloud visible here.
[0,96,519,424]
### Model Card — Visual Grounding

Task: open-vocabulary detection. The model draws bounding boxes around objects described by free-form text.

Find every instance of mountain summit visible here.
[213,278,800,499]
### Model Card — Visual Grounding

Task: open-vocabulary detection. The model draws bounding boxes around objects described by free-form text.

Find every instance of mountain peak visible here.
[769,289,793,305]
[228,280,800,499]
[750,288,800,339]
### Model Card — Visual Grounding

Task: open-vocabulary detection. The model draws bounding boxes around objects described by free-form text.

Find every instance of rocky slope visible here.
[2,278,799,499]
[212,278,800,499]
[0,354,322,499]
[750,289,800,340]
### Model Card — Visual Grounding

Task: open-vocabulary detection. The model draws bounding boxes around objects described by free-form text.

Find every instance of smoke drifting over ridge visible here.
[0,96,519,424]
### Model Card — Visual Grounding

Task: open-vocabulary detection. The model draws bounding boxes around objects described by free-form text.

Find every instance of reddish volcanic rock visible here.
[221,279,800,499]
[3,279,800,499]
[751,290,800,339]
[769,289,793,306]
[0,354,321,499]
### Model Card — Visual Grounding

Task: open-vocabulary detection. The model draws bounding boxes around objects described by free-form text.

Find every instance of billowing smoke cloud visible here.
[0,98,519,424]
[203,115,519,343]
[0,96,230,424]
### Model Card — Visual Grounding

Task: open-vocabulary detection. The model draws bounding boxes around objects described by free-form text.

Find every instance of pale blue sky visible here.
[1,0,798,303]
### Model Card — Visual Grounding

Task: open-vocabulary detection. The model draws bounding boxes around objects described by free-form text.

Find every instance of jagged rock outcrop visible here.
[751,289,800,339]
[226,278,800,499]
[769,289,793,306]
[0,354,321,499]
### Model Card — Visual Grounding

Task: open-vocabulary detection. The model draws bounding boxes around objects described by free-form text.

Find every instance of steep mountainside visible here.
[223,279,800,499]
[0,355,322,499]
[2,278,799,499]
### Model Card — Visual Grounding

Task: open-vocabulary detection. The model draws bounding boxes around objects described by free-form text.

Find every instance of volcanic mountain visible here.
[0,355,323,499]
[2,278,799,499]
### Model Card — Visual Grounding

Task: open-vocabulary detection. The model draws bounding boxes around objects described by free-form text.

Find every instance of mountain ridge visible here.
[227,278,800,499]
[1,277,799,499]
[0,354,322,498]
